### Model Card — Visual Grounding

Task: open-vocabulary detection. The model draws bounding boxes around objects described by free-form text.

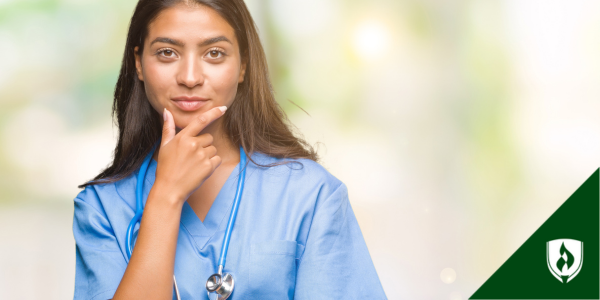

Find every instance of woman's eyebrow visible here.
[149,36,232,47]
[150,37,184,47]
[199,36,232,47]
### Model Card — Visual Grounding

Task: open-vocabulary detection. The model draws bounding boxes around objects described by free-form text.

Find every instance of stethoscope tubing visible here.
[126,143,158,261]
[218,146,247,269]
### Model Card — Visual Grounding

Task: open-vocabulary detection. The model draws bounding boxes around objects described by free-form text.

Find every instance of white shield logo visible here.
[546,239,583,283]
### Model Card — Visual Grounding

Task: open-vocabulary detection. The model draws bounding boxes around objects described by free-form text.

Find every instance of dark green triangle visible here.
[470,169,599,299]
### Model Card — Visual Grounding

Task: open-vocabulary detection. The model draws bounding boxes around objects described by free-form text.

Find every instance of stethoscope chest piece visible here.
[206,272,234,300]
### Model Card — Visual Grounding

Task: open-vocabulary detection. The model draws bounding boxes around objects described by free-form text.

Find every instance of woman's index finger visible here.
[181,106,227,137]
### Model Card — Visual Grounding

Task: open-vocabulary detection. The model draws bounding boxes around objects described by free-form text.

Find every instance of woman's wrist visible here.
[147,181,186,209]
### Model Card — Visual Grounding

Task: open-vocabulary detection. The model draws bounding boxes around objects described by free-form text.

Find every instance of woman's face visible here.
[134,3,246,132]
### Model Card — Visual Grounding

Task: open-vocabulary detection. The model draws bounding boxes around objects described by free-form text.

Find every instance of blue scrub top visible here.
[73,151,387,300]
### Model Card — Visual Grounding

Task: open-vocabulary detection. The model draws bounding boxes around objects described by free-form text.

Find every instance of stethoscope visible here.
[125,143,247,300]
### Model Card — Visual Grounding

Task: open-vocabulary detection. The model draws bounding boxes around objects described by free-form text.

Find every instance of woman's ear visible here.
[238,60,247,83]
[134,46,144,81]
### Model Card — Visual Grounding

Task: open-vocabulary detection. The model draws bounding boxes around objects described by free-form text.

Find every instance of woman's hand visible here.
[154,106,227,203]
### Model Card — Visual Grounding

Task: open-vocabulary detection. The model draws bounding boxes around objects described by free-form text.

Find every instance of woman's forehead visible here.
[146,4,237,47]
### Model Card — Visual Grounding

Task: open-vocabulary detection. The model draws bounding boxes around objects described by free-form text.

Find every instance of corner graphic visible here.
[470,168,599,299]
[547,239,583,283]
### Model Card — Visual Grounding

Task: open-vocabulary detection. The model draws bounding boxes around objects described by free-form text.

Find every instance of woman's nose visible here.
[176,56,204,88]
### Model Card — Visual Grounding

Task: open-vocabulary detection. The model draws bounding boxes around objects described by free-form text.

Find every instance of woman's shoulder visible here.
[249,151,347,204]
[74,170,139,213]
[251,151,342,183]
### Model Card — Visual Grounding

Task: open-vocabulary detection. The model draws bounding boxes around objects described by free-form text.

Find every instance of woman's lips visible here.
[171,96,209,111]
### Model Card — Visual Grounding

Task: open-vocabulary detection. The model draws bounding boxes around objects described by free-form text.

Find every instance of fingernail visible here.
[218,106,227,114]
[163,108,167,121]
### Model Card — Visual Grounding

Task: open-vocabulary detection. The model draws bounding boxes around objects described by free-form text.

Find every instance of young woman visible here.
[72,0,386,299]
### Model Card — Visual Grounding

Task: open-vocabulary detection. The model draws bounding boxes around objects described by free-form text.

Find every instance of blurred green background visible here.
[1,0,599,299]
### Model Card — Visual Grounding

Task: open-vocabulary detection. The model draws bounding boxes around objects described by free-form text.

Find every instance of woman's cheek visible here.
[209,63,240,103]
[144,63,173,110]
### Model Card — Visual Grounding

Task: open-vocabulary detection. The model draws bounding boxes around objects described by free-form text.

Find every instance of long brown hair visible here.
[79,0,318,188]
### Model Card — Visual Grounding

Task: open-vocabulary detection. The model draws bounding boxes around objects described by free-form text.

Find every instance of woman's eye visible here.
[207,50,223,59]
[158,49,176,58]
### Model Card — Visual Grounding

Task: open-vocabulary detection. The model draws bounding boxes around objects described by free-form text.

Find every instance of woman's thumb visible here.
[162,108,175,146]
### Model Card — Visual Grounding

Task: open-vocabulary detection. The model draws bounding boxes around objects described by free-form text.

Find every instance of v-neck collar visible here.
[148,156,243,250]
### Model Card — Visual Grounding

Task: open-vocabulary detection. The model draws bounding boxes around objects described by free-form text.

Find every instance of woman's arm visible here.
[112,106,226,300]
[111,185,183,300]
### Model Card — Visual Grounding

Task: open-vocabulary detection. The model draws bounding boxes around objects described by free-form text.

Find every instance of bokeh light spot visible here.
[450,290,462,300]
[352,20,390,61]
[440,268,456,284]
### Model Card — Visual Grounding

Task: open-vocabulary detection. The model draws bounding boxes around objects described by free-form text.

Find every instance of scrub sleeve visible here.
[293,183,387,299]
[73,189,127,300]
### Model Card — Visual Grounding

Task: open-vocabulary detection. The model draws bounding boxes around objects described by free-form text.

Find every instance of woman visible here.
[73,0,386,299]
